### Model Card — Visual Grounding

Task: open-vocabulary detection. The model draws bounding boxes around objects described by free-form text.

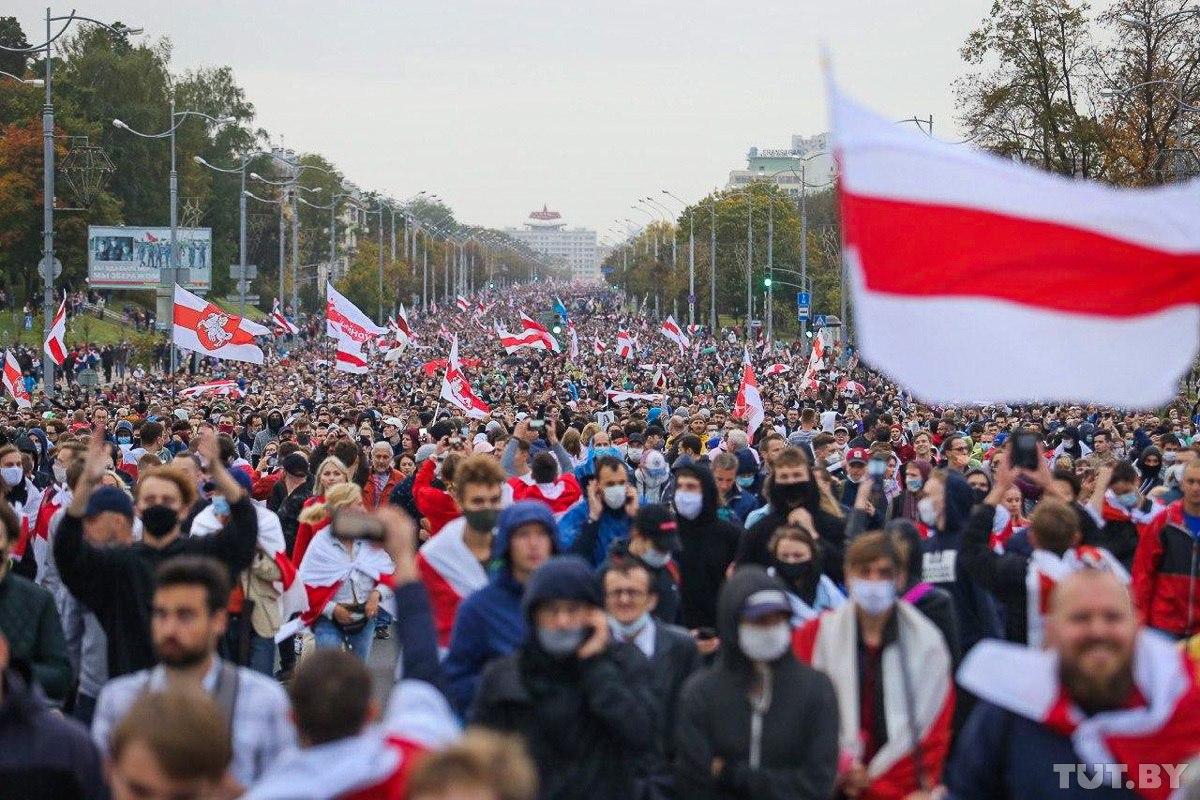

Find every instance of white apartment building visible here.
[726,132,836,197]
[505,206,601,282]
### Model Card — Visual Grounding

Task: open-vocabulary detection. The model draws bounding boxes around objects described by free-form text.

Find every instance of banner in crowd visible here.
[173,285,270,365]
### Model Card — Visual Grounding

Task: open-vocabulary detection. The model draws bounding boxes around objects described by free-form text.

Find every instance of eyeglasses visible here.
[605,588,648,601]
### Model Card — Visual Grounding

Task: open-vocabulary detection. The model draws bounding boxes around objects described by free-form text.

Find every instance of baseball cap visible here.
[846,447,870,465]
[741,589,792,621]
[834,425,849,435]
[473,440,496,455]
[633,504,680,551]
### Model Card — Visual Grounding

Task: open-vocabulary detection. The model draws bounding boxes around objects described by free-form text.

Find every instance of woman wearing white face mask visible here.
[671,465,740,631]
[794,532,954,800]
[675,566,840,799]
[0,443,42,577]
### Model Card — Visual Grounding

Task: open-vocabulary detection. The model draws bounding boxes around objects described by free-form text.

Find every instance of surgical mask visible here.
[641,546,670,568]
[0,466,23,487]
[463,508,499,532]
[849,578,897,616]
[537,626,586,659]
[674,490,703,520]
[1115,491,1139,508]
[52,463,68,485]
[603,485,628,511]
[906,477,923,493]
[116,435,132,445]
[917,496,939,528]
[737,622,791,662]
[211,496,230,517]
[609,611,651,641]
[140,504,179,538]
[1164,451,1178,464]
[626,448,643,464]
[736,475,755,489]
[645,467,669,482]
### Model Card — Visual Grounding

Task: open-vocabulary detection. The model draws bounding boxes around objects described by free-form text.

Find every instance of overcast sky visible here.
[13,1,992,238]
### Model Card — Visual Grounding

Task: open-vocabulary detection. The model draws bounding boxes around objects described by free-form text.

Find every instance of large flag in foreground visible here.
[832,79,1200,407]
[173,286,270,365]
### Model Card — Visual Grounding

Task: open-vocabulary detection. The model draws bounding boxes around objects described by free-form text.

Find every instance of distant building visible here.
[726,133,835,197]
[505,206,601,282]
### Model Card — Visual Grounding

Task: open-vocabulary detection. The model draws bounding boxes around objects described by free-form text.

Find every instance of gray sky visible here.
[13,1,992,237]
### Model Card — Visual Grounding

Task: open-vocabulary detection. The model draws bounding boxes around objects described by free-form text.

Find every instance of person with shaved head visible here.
[947,571,1200,798]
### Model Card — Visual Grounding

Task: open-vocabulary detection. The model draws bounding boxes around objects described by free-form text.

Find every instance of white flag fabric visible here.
[2,350,30,408]
[733,348,765,437]
[173,285,269,365]
[326,282,386,344]
[832,76,1200,406]
[659,315,688,354]
[440,336,491,419]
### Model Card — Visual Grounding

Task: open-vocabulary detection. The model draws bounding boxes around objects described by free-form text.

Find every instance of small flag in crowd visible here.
[2,350,30,408]
[659,315,688,354]
[179,380,245,399]
[44,299,66,367]
[173,285,270,365]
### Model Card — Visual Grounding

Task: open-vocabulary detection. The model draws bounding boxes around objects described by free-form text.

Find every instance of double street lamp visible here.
[112,103,235,374]
[0,10,142,397]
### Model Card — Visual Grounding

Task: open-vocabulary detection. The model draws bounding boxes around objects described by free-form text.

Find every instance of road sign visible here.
[813,314,826,328]
[229,264,257,279]
[797,291,810,321]
[40,256,62,280]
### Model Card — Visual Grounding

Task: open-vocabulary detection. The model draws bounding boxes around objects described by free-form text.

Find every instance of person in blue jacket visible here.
[443,500,556,716]
[559,456,636,567]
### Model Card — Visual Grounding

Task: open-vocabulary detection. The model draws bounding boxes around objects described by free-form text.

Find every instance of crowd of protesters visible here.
[0,282,1198,799]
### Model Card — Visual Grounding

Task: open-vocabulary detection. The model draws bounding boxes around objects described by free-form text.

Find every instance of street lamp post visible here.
[113,104,235,375]
[663,190,694,327]
[1,10,142,397]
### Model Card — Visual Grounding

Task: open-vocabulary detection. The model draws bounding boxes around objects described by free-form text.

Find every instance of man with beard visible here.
[949,570,1200,798]
[736,447,848,584]
[92,556,294,792]
[54,427,258,677]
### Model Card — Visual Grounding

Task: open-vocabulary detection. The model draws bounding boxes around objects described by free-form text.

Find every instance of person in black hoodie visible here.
[674,566,839,799]
[885,519,962,666]
[737,447,848,583]
[472,555,655,800]
[672,464,741,631]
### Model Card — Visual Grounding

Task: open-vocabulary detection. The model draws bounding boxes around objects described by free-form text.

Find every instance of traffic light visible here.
[552,325,562,335]
[763,276,773,288]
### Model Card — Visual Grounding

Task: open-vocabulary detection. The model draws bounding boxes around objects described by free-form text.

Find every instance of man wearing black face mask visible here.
[55,427,258,678]
[737,447,848,584]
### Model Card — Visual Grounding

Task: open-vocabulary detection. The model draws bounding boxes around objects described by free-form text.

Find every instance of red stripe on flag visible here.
[841,191,1200,317]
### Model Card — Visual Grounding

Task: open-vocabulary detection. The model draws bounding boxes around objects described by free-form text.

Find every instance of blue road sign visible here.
[813,314,827,328]
[797,291,810,321]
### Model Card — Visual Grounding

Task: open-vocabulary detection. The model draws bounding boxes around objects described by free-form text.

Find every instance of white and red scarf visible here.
[276,529,396,641]
[793,602,954,798]
[415,517,490,649]
[1026,546,1130,649]
[958,632,1200,800]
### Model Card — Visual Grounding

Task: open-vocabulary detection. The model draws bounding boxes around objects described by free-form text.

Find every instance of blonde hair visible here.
[299,482,363,525]
[315,457,351,488]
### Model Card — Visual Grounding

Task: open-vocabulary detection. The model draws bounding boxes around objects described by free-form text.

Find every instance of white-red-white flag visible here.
[270,298,300,336]
[440,336,490,419]
[733,348,765,437]
[837,377,866,397]
[568,321,579,360]
[456,295,470,313]
[495,323,549,355]
[519,313,559,352]
[179,380,244,400]
[606,389,665,404]
[833,76,1200,406]
[2,350,30,408]
[808,336,826,373]
[616,330,635,359]
[764,363,792,377]
[173,285,270,365]
[326,282,386,345]
[660,315,688,353]
[44,299,66,367]
[593,336,608,355]
[393,304,415,344]
[336,341,369,374]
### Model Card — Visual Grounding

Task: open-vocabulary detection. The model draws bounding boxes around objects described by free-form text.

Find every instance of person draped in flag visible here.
[793,532,954,800]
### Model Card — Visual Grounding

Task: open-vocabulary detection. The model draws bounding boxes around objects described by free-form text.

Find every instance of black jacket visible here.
[54,496,258,677]
[0,571,70,702]
[0,664,107,800]
[645,622,700,761]
[604,537,682,626]
[268,477,311,552]
[959,503,1029,644]
[738,498,848,584]
[472,641,655,800]
[674,467,741,630]
[674,567,839,800]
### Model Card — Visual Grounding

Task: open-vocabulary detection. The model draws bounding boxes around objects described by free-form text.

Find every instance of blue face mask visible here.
[593,446,622,461]
[1115,491,1139,508]
[906,477,924,493]
[117,435,131,445]
[211,496,231,517]
[736,475,755,489]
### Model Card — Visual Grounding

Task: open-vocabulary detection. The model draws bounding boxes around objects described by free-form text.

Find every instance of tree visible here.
[955,0,1108,177]
[0,16,30,78]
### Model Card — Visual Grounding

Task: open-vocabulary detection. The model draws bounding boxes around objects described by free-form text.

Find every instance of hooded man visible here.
[674,566,839,799]
[671,463,741,631]
[444,501,556,716]
[560,456,637,567]
[471,555,655,800]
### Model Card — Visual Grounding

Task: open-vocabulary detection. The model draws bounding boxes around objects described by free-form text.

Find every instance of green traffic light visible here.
[552,325,562,335]
[764,277,773,287]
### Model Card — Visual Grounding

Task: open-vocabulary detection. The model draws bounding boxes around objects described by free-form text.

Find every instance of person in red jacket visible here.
[509,452,581,517]
[1132,459,1200,639]
[364,442,404,512]
[415,448,466,537]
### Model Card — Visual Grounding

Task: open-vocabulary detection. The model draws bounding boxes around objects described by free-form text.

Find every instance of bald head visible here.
[1048,569,1133,619]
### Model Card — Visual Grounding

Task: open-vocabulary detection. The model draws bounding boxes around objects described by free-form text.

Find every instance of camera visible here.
[1010,431,1040,470]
